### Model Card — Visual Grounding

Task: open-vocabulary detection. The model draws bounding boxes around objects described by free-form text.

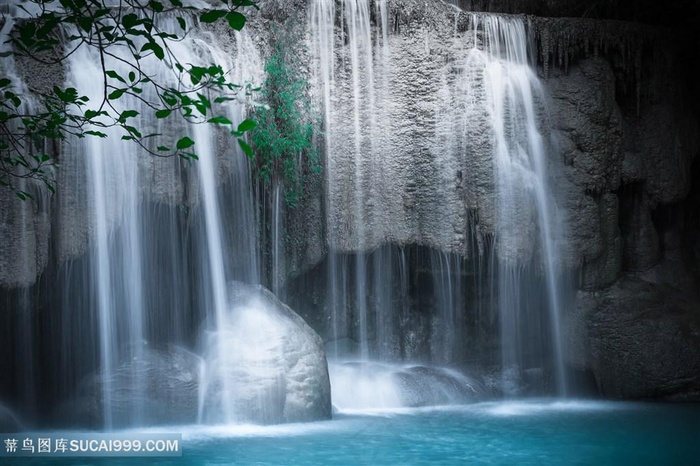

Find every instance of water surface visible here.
[7,400,699,465]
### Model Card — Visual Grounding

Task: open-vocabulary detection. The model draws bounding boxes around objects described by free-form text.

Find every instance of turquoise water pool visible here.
[5,401,700,465]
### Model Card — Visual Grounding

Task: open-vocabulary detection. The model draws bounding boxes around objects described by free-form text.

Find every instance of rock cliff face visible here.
[540,25,699,397]
[1,0,699,403]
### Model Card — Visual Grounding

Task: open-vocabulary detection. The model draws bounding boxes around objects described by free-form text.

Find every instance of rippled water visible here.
[7,401,700,465]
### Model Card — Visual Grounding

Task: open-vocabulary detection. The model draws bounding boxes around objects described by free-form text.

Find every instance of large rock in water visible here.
[329,362,485,410]
[200,282,331,424]
[567,276,700,400]
[58,345,201,428]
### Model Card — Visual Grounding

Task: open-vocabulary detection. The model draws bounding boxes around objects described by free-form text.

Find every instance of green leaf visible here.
[16,191,31,201]
[149,1,164,12]
[108,89,124,100]
[214,96,235,103]
[128,71,136,82]
[155,109,172,118]
[77,16,92,33]
[124,125,142,138]
[84,109,105,119]
[237,119,256,132]
[4,92,21,107]
[236,0,259,7]
[106,70,126,83]
[0,78,10,88]
[200,10,227,23]
[52,87,78,103]
[208,116,232,125]
[157,145,170,151]
[94,8,111,19]
[118,110,139,123]
[122,13,138,30]
[176,17,186,30]
[238,138,253,158]
[197,93,211,108]
[141,42,165,60]
[225,11,247,30]
[162,92,178,106]
[85,130,108,138]
[176,136,195,149]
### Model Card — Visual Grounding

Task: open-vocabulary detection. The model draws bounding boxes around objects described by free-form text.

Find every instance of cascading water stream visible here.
[309,0,341,357]
[310,0,569,402]
[345,0,375,361]
[60,16,264,427]
[476,15,567,395]
[66,43,147,429]
[271,182,283,297]
[1,0,574,429]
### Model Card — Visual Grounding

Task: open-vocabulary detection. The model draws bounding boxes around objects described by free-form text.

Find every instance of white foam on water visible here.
[473,399,636,417]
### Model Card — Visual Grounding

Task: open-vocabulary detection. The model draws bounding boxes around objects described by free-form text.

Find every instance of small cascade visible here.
[58,17,264,427]
[309,1,570,397]
[65,42,147,429]
[310,0,394,361]
[271,182,284,297]
[473,15,568,395]
[430,251,463,365]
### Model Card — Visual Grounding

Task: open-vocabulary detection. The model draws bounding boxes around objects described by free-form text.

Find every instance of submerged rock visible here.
[59,345,201,428]
[329,361,485,410]
[393,366,485,407]
[200,282,331,424]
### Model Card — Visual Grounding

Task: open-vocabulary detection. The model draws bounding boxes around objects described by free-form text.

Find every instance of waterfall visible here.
[65,42,147,429]
[271,182,284,297]
[0,0,577,428]
[58,17,264,427]
[309,1,569,397]
[475,15,568,395]
[310,0,394,361]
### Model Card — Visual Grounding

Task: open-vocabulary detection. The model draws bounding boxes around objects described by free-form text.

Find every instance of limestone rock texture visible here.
[201,282,332,424]
[541,21,699,399]
[569,275,700,399]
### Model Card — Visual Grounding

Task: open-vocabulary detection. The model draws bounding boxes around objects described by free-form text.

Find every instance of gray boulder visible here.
[200,282,331,424]
[329,361,484,410]
[59,345,201,428]
[393,366,485,407]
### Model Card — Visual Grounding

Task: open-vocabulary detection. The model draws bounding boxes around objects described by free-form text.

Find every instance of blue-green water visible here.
[5,401,700,465]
